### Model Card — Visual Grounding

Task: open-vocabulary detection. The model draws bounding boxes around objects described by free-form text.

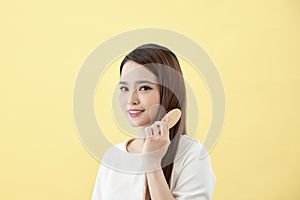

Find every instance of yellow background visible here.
[1,0,299,199]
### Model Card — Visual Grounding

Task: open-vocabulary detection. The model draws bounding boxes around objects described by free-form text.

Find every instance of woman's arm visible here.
[143,118,175,200]
[146,168,175,200]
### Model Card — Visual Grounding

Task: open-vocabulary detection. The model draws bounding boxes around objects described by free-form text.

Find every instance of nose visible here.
[128,89,139,105]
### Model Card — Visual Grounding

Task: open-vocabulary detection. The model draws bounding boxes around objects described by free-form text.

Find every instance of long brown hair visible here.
[120,44,187,199]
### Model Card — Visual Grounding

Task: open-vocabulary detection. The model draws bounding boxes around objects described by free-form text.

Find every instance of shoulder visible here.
[100,141,128,170]
[171,135,216,199]
[176,135,208,161]
[103,140,128,156]
[174,134,216,181]
[101,140,146,174]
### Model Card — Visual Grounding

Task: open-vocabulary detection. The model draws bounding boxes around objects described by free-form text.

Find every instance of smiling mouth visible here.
[128,109,145,117]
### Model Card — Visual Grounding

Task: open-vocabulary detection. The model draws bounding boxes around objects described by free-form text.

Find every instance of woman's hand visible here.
[142,117,171,171]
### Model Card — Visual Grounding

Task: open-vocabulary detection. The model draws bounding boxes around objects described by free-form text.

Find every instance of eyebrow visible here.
[119,80,156,85]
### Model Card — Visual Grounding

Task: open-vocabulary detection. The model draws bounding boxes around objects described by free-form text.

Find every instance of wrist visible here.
[142,152,162,172]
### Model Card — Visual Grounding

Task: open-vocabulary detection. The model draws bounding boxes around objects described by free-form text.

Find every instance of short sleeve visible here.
[91,165,103,200]
[172,143,216,200]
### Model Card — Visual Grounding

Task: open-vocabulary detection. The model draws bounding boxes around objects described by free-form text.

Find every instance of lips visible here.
[128,109,145,117]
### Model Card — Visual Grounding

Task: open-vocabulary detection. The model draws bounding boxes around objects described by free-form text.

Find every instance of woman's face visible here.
[119,61,161,127]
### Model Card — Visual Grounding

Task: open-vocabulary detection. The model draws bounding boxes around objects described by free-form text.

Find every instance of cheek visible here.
[118,94,128,110]
[146,92,162,121]
[152,91,161,104]
[144,92,161,107]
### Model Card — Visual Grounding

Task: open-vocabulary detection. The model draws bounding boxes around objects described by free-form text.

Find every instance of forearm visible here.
[146,168,175,200]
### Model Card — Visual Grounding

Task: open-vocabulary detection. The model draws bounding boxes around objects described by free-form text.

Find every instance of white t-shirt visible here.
[91,135,216,200]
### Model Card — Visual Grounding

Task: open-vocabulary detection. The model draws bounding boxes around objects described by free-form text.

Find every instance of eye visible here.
[139,86,152,91]
[120,86,128,92]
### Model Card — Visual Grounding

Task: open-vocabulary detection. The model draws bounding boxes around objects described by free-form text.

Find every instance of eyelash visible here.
[140,86,152,91]
[119,86,128,92]
[119,86,152,92]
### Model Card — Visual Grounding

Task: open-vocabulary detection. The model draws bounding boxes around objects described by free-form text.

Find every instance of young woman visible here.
[92,44,216,200]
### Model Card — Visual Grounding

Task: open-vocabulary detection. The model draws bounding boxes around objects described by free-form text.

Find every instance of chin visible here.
[128,119,151,128]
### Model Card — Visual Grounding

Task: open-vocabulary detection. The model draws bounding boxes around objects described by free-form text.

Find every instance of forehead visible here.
[120,61,158,83]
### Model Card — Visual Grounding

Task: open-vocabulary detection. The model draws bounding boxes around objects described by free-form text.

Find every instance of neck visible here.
[137,127,146,138]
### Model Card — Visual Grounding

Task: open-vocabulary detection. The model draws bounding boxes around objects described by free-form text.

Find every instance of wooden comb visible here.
[161,108,182,129]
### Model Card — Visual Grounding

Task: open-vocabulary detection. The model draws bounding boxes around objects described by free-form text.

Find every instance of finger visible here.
[144,127,153,138]
[162,115,167,123]
[160,121,169,138]
[163,116,171,129]
[151,122,161,136]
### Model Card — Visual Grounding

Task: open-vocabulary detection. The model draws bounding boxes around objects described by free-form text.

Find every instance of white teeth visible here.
[129,110,142,114]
